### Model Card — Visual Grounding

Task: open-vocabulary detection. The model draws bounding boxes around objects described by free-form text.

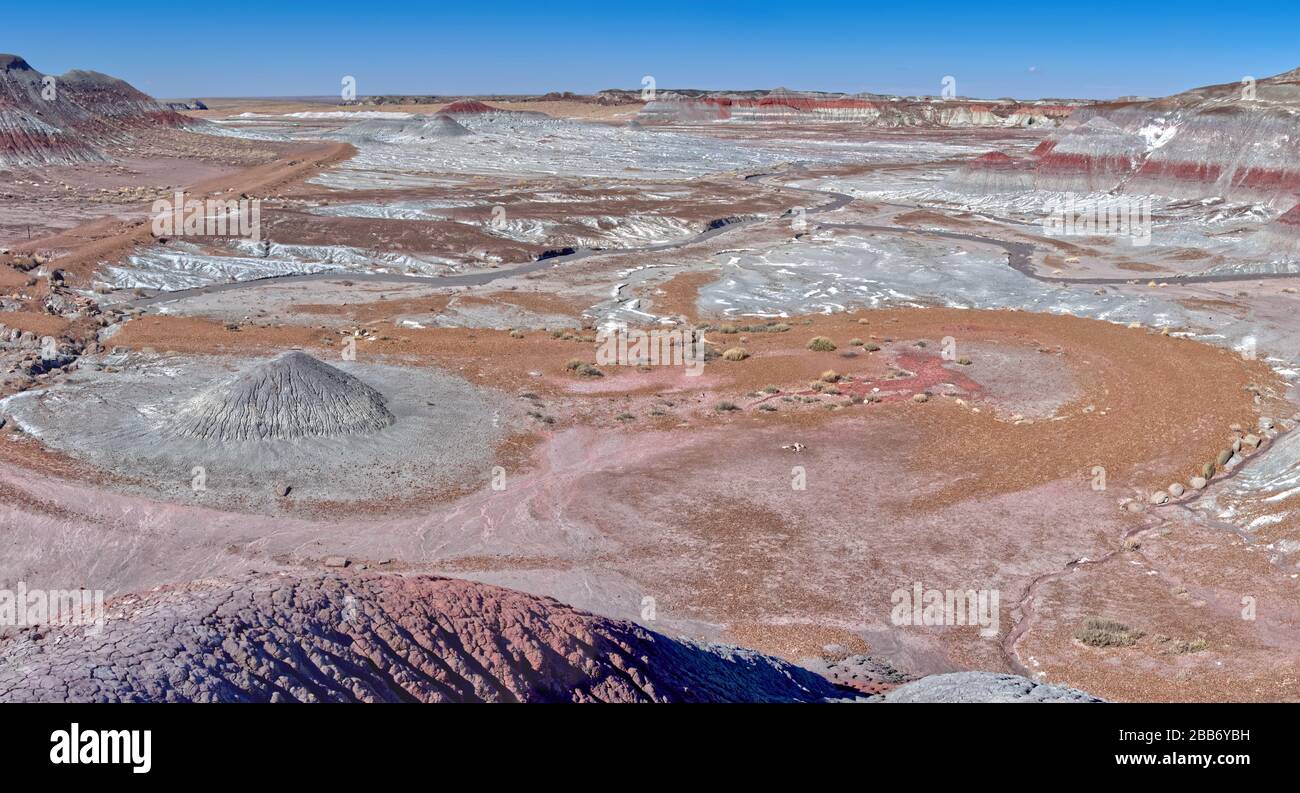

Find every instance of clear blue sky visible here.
[4,1,1297,100]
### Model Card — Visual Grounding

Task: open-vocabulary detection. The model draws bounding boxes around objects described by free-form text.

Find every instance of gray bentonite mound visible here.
[883,671,1105,702]
[171,351,395,442]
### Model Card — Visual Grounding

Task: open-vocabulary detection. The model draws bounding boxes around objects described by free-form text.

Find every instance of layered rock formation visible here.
[637,88,1079,128]
[0,569,1108,703]
[436,99,501,115]
[0,54,187,168]
[951,67,1300,207]
[0,573,851,703]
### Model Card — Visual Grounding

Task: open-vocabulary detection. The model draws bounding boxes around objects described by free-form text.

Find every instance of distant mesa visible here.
[634,86,1080,128]
[171,351,395,443]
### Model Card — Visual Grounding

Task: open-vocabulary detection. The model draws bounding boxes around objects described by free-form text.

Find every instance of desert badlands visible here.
[2,47,1300,708]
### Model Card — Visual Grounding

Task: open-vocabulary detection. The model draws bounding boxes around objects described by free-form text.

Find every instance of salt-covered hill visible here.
[0,53,188,168]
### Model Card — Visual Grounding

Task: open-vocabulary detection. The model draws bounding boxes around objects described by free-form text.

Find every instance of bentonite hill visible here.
[2,9,1300,719]
[172,350,395,442]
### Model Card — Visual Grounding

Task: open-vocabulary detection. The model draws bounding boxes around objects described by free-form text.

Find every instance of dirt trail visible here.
[20,140,356,286]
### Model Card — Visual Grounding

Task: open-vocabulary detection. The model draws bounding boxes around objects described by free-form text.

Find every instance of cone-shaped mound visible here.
[171,351,395,442]
[421,114,472,136]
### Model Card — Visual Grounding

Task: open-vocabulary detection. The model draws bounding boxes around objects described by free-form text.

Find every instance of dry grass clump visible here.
[1074,618,1144,648]
[722,347,749,361]
[819,370,841,383]
[806,336,836,352]
[565,360,603,377]
[715,401,740,412]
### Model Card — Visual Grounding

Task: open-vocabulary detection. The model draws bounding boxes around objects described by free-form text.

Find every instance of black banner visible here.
[0,703,1281,780]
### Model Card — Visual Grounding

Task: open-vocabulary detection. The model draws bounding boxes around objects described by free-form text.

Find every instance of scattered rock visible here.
[1190,476,1207,490]
[1242,433,1262,450]
[1149,490,1170,505]
[323,556,350,568]
[1168,483,1185,497]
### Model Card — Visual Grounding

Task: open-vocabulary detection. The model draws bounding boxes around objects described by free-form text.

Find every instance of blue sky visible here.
[4,1,1297,99]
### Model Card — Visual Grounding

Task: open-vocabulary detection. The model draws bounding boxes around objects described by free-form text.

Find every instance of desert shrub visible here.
[715,401,740,412]
[722,347,749,361]
[863,343,881,352]
[806,336,836,352]
[1074,618,1143,648]
[576,363,604,378]
[1172,637,1208,654]
[819,370,841,382]
[849,338,864,346]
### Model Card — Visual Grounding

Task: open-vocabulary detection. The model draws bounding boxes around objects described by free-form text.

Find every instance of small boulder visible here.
[1189,476,1208,490]
[1242,434,1262,450]
[1168,483,1185,498]
[1215,449,1233,466]
[1149,490,1170,505]
[323,556,349,568]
